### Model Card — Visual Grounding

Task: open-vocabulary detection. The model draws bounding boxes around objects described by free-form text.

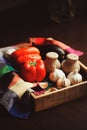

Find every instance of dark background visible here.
[0,0,87,48]
[0,0,87,130]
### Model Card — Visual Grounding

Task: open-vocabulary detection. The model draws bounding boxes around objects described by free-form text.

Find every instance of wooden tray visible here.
[0,43,87,112]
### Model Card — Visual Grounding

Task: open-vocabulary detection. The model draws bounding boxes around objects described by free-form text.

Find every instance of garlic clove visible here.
[55,69,66,80]
[56,78,63,89]
[67,69,82,85]
[49,68,66,83]
[63,78,71,87]
[56,77,71,89]
[38,82,48,89]
[49,71,58,82]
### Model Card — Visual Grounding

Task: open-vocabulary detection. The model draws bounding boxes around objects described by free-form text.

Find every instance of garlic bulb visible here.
[49,67,65,82]
[67,69,82,85]
[56,78,71,89]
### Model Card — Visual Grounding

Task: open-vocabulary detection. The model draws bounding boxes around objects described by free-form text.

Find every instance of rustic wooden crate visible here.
[30,61,87,112]
[0,43,87,112]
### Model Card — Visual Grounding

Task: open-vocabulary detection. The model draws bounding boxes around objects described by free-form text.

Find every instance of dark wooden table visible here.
[0,2,87,130]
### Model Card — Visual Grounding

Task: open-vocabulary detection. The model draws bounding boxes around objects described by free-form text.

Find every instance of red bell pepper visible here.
[20,59,46,82]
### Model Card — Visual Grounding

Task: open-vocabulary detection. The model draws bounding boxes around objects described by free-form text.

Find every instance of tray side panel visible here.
[30,82,87,112]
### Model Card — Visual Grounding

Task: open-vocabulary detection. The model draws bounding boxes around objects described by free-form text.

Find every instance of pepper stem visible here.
[29,61,37,66]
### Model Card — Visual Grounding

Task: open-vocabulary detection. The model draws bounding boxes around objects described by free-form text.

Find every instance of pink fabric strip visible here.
[46,38,84,56]
[65,47,84,56]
